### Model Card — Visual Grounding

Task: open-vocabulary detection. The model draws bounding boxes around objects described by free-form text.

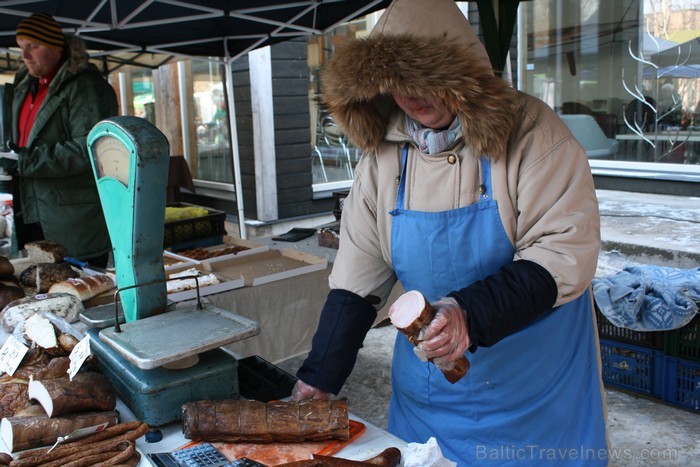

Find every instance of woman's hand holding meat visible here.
[290,379,331,401]
[417,297,470,366]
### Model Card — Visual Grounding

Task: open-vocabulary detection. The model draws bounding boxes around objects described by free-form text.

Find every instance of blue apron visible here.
[388,146,607,466]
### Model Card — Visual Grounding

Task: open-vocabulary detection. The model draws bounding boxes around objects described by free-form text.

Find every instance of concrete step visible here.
[597,189,700,269]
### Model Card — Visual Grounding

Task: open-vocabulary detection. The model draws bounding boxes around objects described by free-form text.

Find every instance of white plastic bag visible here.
[403,437,457,467]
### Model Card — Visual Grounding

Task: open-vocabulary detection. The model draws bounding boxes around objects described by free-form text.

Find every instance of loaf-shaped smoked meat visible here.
[1,410,119,452]
[28,372,116,417]
[389,290,469,383]
[182,399,350,443]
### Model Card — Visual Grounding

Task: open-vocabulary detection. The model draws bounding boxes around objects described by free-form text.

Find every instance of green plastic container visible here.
[664,313,700,363]
[595,307,665,349]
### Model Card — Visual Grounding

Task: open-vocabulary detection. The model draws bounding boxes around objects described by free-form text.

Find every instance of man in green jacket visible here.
[5,12,117,266]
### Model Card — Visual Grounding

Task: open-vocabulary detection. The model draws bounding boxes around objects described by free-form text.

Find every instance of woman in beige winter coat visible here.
[292,0,609,465]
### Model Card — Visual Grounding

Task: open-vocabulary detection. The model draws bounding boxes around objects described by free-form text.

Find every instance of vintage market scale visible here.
[83,116,259,427]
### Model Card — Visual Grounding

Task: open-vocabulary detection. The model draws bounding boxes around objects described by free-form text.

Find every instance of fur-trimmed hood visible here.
[64,34,92,75]
[321,0,519,160]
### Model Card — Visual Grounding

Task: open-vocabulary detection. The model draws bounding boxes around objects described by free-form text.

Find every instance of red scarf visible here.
[17,65,60,147]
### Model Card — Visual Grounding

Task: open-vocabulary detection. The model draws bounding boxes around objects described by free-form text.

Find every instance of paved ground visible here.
[277,189,700,466]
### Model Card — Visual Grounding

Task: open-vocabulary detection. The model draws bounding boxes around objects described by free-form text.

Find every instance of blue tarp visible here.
[592,266,700,331]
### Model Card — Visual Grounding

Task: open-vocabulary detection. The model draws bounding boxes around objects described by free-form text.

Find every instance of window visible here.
[520,0,699,172]
[131,68,155,124]
[191,61,232,184]
[308,14,380,188]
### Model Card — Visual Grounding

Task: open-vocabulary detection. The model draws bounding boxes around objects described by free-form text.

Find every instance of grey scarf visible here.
[405,115,461,154]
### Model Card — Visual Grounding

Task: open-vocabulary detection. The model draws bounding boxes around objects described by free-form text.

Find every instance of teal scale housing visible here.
[85,117,258,426]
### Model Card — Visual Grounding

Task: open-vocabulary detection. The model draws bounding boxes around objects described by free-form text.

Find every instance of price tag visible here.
[0,335,29,376]
[68,335,91,380]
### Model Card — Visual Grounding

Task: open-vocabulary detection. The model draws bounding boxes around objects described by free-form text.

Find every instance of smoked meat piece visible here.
[27,372,116,417]
[0,410,119,452]
[389,290,469,383]
[361,447,402,466]
[0,381,29,419]
[182,399,350,443]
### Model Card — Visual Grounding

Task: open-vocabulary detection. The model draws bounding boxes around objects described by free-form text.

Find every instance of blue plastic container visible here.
[599,338,664,398]
[662,356,700,412]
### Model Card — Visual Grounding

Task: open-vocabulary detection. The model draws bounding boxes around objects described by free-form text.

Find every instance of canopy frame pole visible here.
[223,53,247,240]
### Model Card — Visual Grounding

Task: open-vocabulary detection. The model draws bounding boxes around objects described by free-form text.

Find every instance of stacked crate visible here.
[661,314,700,411]
[596,307,665,399]
[596,306,700,412]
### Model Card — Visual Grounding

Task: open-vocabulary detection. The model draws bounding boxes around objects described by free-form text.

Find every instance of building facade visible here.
[110,0,699,233]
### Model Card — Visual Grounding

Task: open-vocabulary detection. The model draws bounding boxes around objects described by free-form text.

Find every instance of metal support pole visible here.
[223,58,247,239]
[177,61,191,162]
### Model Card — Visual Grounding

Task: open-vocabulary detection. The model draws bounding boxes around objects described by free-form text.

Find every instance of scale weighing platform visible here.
[85,117,260,427]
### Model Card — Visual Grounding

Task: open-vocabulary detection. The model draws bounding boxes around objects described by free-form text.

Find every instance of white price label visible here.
[0,335,29,376]
[68,335,91,380]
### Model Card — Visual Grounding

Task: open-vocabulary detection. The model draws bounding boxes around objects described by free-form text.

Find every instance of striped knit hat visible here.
[16,12,65,50]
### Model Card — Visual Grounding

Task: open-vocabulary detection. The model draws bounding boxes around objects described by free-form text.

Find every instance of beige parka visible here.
[323,0,601,309]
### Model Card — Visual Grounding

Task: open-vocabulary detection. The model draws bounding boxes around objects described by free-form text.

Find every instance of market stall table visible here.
[0,327,407,466]
[118,400,408,466]
[0,237,409,464]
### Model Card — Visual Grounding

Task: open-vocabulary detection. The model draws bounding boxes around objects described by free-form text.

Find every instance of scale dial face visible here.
[92,135,131,187]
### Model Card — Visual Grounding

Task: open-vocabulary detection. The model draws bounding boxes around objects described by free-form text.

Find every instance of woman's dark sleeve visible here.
[448,259,558,349]
[296,289,377,394]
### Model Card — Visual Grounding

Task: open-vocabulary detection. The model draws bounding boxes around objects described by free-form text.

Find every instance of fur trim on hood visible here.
[66,34,91,75]
[321,0,519,160]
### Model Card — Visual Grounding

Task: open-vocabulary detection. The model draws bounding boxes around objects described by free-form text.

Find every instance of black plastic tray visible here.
[237,355,297,402]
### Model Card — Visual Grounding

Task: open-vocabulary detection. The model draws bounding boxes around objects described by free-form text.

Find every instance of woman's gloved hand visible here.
[417,297,470,365]
[290,379,331,401]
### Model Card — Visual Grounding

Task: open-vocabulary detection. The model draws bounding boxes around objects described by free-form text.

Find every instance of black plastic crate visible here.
[595,306,665,350]
[168,235,224,253]
[163,203,226,248]
[664,313,700,363]
[237,355,298,402]
[599,338,664,398]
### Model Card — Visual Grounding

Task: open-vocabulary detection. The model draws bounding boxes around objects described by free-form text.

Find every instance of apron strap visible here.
[479,156,491,200]
[396,144,410,210]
